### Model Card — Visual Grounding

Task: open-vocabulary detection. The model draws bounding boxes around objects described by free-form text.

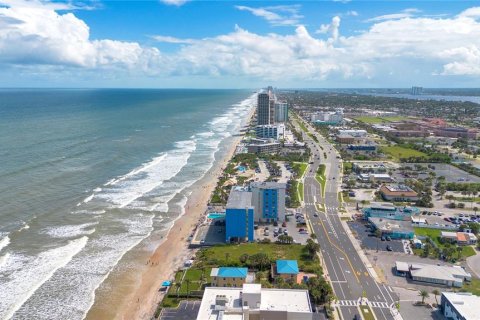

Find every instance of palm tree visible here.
[185,279,191,300]
[175,282,181,298]
[419,290,429,304]
[432,289,440,305]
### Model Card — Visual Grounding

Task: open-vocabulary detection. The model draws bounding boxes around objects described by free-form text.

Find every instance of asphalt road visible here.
[295,118,399,320]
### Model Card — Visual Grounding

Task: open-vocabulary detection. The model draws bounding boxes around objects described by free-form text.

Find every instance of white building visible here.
[395,261,472,287]
[311,109,343,125]
[337,129,367,138]
[275,102,288,123]
[196,283,313,320]
[441,292,480,320]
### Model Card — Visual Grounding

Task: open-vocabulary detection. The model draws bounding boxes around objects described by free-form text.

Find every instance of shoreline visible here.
[85,103,255,320]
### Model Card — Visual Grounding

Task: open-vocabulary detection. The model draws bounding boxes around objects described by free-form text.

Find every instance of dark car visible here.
[386,236,392,241]
[386,245,393,251]
[381,236,386,241]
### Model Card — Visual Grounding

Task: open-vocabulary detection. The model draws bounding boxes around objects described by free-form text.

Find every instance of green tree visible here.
[306,238,320,259]
[419,290,429,304]
[239,254,249,264]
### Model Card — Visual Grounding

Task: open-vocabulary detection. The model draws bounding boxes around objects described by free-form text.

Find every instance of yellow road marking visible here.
[317,213,360,283]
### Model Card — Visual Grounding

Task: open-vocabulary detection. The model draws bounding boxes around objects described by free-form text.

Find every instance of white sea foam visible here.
[97,141,196,208]
[0,236,88,320]
[83,194,94,203]
[0,252,10,269]
[0,235,10,253]
[18,224,30,232]
[41,223,97,238]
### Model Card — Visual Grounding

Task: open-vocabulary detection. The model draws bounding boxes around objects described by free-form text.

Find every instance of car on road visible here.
[381,236,386,241]
[313,213,318,217]
[386,245,393,251]
[386,236,391,241]
[282,222,287,227]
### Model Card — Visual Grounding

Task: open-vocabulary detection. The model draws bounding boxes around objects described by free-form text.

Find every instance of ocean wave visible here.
[40,223,97,239]
[0,236,88,320]
[96,140,196,208]
[0,235,10,253]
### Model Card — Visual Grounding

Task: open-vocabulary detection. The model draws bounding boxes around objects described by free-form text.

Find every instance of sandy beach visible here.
[85,107,254,320]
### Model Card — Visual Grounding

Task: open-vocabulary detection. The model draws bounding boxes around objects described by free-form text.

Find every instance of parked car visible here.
[381,236,386,241]
[386,236,392,241]
[282,222,287,227]
[386,245,393,251]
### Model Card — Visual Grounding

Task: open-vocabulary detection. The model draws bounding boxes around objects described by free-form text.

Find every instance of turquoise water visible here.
[0,89,254,319]
[207,213,226,219]
[237,165,246,172]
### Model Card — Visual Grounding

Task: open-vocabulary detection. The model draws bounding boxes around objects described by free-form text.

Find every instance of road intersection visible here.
[295,117,399,320]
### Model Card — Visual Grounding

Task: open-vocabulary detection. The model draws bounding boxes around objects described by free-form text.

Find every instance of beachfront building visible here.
[275,101,288,123]
[225,187,254,243]
[257,89,276,125]
[246,138,281,154]
[395,261,471,287]
[440,231,478,246]
[251,181,286,223]
[273,260,299,282]
[441,292,480,320]
[362,202,419,221]
[255,124,285,140]
[379,184,419,202]
[196,283,313,320]
[210,267,249,287]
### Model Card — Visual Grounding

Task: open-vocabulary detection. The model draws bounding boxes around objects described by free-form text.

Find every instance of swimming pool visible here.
[207,212,226,219]
[237,166,246,173]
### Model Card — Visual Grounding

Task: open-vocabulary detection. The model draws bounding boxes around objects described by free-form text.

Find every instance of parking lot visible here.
[347,220,406,253]
[158,300,201,320]
[255,212,310,245]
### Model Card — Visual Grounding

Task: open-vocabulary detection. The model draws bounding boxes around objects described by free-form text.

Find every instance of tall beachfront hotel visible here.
[251,182,286,223]
[257,87,276,125]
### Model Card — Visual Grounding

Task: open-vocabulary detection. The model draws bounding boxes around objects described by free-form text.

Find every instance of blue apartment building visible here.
[251,182,286,222]
[225,187,254,243]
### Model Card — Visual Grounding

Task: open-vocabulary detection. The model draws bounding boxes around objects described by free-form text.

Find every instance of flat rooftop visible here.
[196,285,312,320]
[226,187,252,209]
[442,292,480,320]
[250,181,286,190]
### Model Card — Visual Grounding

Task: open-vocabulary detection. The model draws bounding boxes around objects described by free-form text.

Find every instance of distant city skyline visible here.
[0,1,480,88]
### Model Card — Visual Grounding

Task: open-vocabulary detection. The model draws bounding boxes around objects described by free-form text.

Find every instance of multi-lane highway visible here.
[294,117,398,320]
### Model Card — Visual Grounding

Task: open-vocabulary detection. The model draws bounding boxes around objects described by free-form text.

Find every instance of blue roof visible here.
[217,267,248,278]
[276,260,299,274]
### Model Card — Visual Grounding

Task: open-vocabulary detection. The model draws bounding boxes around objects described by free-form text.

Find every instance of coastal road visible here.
[294,117,398,320]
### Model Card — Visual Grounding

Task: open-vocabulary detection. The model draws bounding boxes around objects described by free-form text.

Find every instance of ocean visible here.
[0,89,255,319]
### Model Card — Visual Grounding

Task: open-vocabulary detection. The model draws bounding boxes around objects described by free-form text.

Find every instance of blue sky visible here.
[0,0,480,87]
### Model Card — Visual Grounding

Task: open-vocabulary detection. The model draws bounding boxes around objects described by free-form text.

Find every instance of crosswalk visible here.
[337,300,390,309]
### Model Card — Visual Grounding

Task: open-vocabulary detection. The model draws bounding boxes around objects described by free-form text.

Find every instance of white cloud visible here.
[458,7,480,19]
[150,35,195,44]
[346,10,358,17]
[366,8,421,22]
[235,4,303,26]
[1,2,480,86]
[160,0,188,6]
[0,1,163,71]
[316,16,341,41]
